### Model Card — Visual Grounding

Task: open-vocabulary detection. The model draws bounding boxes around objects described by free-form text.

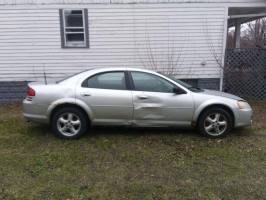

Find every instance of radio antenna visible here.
[43,64,47,85]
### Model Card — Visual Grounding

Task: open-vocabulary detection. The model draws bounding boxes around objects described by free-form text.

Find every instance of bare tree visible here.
[242,18,266,48]
[137,33,184,76]
[203,19,227,91]
[203,19,225,70]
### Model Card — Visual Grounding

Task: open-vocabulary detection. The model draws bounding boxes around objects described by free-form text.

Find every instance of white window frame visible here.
[60,9,89,48]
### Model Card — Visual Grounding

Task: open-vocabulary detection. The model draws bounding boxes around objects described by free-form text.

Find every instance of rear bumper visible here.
[23,99,48,123]
[235,108,253,128]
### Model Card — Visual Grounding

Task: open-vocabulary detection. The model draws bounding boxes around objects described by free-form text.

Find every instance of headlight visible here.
[237,101,250,109]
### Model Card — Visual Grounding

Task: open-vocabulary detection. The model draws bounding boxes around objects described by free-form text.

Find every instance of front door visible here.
[130,71,194,127]
[77,71,133,125]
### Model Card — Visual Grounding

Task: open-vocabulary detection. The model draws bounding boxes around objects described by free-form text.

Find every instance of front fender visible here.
[47,98,94,121]
[192,98,238,123]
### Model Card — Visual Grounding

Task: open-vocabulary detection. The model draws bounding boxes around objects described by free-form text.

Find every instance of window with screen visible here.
[60,9,89,48]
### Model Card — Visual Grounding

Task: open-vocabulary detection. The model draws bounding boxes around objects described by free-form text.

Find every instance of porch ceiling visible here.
[228,7,266,28]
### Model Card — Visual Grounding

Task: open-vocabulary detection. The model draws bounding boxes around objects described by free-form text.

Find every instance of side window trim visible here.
[81,71,131,90]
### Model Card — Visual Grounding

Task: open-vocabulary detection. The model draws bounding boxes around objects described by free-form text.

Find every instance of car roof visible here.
[58,67,158,84]
[86,67,157,74]
[59,67,191,93]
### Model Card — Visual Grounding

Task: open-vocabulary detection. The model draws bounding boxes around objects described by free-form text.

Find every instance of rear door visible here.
[76,71,133,125]
[130,71,194,127]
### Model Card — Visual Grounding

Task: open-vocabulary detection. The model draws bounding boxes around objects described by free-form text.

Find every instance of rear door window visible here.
[83,72,126,90]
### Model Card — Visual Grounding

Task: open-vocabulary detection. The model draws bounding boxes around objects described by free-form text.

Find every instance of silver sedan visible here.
[23,68,253,139]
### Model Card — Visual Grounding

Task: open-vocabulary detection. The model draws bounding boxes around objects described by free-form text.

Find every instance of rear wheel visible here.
[198,107,233,138]
[51,107,89,139]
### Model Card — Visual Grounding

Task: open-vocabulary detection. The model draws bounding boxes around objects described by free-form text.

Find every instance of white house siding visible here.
[0,0,265,5]
[0,3,228,83]
[0,0,265,85]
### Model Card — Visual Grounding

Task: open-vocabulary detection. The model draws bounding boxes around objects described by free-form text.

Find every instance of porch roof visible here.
[228,7,266,27]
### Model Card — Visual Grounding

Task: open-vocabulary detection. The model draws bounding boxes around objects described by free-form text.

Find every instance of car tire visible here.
[197,107,233,138]
[51,107,89,139]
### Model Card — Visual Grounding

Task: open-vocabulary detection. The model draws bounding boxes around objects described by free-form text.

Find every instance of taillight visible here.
[27,87,36,97]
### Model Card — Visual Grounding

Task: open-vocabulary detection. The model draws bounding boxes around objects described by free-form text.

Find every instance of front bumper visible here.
[23,99,48,123]
[235,108,253,128]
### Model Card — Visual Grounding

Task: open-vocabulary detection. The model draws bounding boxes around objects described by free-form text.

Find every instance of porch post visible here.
[234,19,241,48]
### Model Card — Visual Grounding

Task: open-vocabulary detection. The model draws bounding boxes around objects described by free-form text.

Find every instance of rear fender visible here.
[47,98,94,121]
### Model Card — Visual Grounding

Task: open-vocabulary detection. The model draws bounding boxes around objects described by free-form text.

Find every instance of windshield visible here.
[163,74,204,92]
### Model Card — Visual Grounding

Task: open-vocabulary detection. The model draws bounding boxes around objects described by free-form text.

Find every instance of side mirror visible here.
[173,87,187,95]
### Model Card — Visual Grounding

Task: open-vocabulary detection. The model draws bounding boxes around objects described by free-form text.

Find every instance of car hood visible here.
[201,89,244,101]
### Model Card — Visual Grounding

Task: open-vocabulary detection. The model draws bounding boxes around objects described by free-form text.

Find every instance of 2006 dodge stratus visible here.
[23,68,252,139]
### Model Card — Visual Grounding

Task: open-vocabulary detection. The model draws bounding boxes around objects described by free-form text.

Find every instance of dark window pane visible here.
[64,10,83,27]
[70,10,82,15]
[65,28,84,33]
[66,33,84,42]
[131,72,174,93]
[87,72,126,90]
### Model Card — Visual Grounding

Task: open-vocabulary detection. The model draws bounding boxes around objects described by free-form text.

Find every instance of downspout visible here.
[220,6,229,92]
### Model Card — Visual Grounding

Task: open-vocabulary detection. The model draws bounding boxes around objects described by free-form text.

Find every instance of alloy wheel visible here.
[204,113,228,137]
[56,112,81,137]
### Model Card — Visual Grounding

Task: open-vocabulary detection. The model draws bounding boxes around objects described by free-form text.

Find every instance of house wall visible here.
[0,0,265,4]
[0,4,226,82]
[0,0,265,103]
[0,81,28,104]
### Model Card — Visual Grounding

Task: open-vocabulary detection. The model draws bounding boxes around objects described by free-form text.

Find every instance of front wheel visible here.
[51,107,89,139]
[197,107,233,138]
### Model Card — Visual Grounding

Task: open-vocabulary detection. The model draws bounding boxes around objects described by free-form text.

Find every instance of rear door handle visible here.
[137,95,148,100]
[81,93,91,97]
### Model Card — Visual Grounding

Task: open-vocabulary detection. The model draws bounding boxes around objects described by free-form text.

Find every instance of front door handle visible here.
[137,95,148,100]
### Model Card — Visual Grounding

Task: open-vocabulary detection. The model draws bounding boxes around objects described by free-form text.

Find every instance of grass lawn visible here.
[0,102,266,200]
